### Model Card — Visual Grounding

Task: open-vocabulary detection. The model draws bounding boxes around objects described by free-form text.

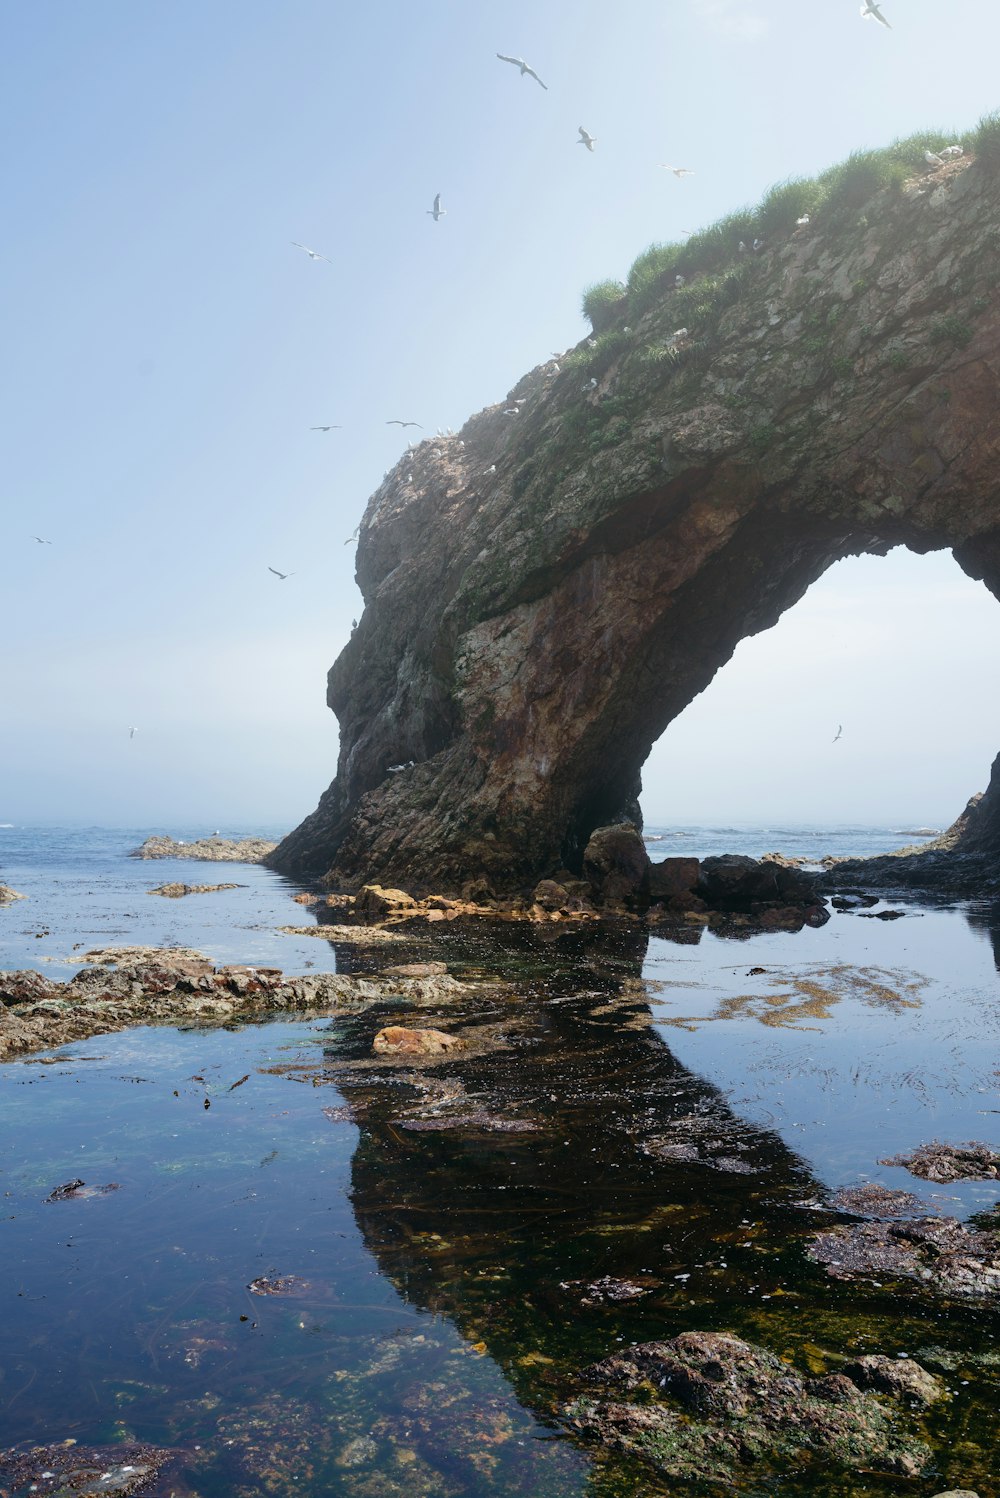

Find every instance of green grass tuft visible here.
[626,242,685,317]
[756,177,823,238]
[974,111,1000,172]
[581,279,626,332]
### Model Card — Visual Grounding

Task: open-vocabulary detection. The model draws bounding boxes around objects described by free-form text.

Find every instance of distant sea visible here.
[0,821,942,976]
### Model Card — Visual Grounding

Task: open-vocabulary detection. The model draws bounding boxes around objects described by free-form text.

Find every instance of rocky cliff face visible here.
[272,152,1000,892]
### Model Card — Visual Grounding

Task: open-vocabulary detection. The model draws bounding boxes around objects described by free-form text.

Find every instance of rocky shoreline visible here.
[130,835,278,863]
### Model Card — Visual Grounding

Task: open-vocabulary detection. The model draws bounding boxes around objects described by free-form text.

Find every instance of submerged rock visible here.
[0,1441,179,1497]
[567,1330,938,1482]
[879,1140,1000,1182]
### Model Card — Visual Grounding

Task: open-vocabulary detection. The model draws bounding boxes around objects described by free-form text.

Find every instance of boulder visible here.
[698,854,817,909]
[0,885,26,904]
[354,884,418,921]
[582,823,650,905]
[372,1025,461,1056]
[648,857,700,900]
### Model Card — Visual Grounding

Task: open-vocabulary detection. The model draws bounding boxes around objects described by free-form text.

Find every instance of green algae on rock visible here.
[566,1331,940,1484]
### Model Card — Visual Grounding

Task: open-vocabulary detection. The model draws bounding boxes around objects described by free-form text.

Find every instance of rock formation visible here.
[271,148,1000,893]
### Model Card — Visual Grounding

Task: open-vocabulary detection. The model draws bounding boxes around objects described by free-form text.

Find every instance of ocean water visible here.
[1,824,998,1497]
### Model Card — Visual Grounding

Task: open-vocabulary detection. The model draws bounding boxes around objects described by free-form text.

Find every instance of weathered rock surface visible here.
[0,885,25,903]
[131,835,277,863]
[0,950,471,1061]
[582,822,650,905]
[566,1331,938,1482]
[0,1441,181,1497]
[810,1212,1000,1299]
[270,150,1000,893]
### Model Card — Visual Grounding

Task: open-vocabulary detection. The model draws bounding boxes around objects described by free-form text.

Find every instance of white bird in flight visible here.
[577,127,596,152]
[310,425,342,431]
[496,53,547,89]
[386,419,422,429]
[128,726,138,740]
[832,725,843,743]
[427,193,446,222]
[31,535,53,544]
[268,566,294,580]
[860,1,891,29]
[658,164,694,178]
[291,242,331,263]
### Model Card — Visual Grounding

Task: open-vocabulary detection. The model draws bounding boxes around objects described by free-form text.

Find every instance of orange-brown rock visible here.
[271,149,1000,901]
[354,885,417,921]
[372,1025,460,1057]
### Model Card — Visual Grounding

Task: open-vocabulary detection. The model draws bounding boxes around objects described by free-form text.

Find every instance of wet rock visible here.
[247,1274,311,1296]
[582,823,650,905]
[383,961,449,977]
[567,1330,936,1482]
[830,1182,923,1217]
[858,908,909,920]
[148,881,244,897]
[810,1214,1000,1298]
[399,1113,538,1133]
[0,1441,179,1497]
[336,1435,378,1468]
[532,878,571,911]
[0,951,475,1061]
[278,922,407,944]
[879,1141,1000,1182]
[840,1354,942,1405]
[931,1491,981,1497]
[647,857,700,901]
[373,1025,461,1057]
[46,1179,120,1202]
[130,834,277,863]
[563,1276,658,1306]
[0,885,26,904]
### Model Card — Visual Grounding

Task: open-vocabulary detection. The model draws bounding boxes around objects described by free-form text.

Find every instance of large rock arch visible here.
[271,153,1000,892]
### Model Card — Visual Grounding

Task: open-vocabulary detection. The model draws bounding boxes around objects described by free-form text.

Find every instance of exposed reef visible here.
[131,835,277,863]
[271,144,1000,895]
[0,947,475,1061]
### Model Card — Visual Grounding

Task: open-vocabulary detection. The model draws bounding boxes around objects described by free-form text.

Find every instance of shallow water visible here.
[1,833,999,1495]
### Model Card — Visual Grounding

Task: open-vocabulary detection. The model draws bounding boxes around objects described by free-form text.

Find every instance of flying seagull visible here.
[496,53,547,89]
[31,535,53,544]
[267,566,294,580]
[577,127,596,152]
[291,242,331,263]
[427,193,446,222]
[860,0,891,28]
[128,726,138,740]
[658,164,694,178]
[310,425,342,431]
[386,419,422,428]
[832,725,843,743]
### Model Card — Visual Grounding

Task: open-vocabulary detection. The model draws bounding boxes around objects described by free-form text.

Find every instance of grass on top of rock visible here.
[591,124,980,334]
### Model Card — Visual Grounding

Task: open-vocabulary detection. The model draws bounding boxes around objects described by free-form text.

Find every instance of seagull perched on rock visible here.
[267,566,294,580]
[386,419,422,429]
[796,214,811,226]
[658,164,694,178]
[496,53,547,88]
[291,242,331,263]
[427,193,446,222]
[941,144,964,158]
[924,148,945,169]
[860,0,891,29]
[387,760,416,773]
[310,424,342,431]
[674,274,686,288]
[577,127,596,152]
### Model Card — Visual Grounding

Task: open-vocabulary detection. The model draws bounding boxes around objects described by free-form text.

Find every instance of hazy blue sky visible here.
[4,0,1000,830]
